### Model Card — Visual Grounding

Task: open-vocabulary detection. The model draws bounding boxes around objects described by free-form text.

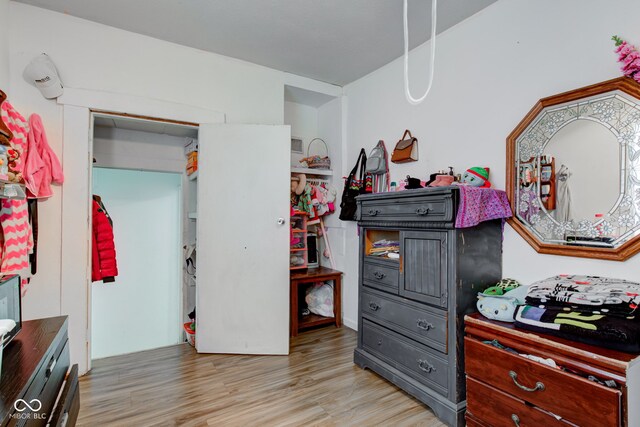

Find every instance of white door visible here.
[196,124,290,354]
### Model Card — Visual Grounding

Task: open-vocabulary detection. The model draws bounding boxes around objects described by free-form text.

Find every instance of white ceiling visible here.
[15,0,497,86]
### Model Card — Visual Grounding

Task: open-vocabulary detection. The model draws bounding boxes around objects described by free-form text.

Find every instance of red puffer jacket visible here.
[92,199,118,282]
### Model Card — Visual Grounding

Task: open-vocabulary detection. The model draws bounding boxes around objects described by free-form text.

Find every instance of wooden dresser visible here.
[353,188,503,426]
[465,313,640,426]
[0,316,79,427]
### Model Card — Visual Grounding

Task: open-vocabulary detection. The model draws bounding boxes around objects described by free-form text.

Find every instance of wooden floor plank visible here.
[78,327,443,426]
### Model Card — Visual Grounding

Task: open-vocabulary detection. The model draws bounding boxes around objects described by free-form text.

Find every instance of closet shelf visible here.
[291,167,333,176]
[188,212,197,220]
[188,171,198,181]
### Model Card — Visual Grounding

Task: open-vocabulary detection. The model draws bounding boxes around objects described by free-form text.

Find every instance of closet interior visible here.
[91,114,199,358]
[87,82,347,356]
[284,80,347,334]
[284,81,343,271]
[90,115,292,357]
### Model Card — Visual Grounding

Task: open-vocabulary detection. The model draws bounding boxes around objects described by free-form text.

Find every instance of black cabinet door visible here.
[400,231,448,308]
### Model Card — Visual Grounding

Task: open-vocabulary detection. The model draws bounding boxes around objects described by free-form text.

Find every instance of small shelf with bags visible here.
[290,211,308,270]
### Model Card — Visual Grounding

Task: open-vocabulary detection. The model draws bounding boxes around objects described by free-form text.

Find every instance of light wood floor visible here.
[78,326,445,426]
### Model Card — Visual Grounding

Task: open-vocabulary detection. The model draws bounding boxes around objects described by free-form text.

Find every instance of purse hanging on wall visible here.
[391,129,418,163]
[339,148,367,221]
[365,140,390,193]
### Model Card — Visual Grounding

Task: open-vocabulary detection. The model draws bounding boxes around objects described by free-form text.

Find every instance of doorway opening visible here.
[90,112,198,360]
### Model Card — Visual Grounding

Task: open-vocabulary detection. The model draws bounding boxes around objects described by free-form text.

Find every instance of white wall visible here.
[316,97,352,323]
[0,0,8,90]
[91,168,182,359]
[93,126,187,173]
[284,101,318,166]
[7,2,287,328]
[342,0,640,328]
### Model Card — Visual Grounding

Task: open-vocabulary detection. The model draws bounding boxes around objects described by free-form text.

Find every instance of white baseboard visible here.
[343,317,357,331]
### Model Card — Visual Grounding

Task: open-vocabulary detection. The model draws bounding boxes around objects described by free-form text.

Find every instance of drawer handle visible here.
[509,370,545,392]
[46,357,57,379]
[368,209,380,216]
[416,319,433,331]
[377,339,383,346]
[368,302,380,311]
[417,359,436,373]
[415,207,430,216]
[373,271,386,279]
[511,414,520,426]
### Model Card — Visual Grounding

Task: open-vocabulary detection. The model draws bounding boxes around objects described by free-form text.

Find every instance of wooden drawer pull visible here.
[368,302,380,311]
[373,271,386,279]
[417,359,436,373]
[509,370,545,392]
[415,207,430,216]
[511,414,520,426]
[368,209,380,216]
[416,319,433,331]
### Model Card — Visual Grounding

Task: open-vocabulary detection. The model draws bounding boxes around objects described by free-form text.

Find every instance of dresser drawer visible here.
[465,414,491,427]
[11,337,70,427]
[362,319,448,395]
[464,337,621,427]
[362,260,399,293]
[360,195,453,222]
[466,377,571,426]
[361,288,447,353]
[50,364,80,427]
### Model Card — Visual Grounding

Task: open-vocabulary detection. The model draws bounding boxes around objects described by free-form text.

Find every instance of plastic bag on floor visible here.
[305,282,334,317]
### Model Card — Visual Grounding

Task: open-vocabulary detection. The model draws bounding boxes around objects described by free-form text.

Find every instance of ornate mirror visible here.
[507,77,640,260]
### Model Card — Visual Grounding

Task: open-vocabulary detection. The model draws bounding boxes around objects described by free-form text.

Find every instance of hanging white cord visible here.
[403,0,438,105]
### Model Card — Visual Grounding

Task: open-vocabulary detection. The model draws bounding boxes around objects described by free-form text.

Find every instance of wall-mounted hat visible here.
[23,53,64,99]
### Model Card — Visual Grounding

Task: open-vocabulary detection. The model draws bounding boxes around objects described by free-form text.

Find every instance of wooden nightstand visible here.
[290,267,342,337]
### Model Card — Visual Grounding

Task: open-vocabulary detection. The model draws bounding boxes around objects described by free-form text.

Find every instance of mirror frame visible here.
[506,77,640,261]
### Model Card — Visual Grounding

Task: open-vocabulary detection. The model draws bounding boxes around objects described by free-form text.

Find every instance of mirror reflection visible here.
[514,90,640,249]
[545,120,620,221]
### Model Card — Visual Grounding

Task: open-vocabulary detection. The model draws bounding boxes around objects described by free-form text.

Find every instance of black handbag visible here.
[339,148,367,221]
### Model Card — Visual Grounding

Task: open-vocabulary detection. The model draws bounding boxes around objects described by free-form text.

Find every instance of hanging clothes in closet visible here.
[0,199,33,274]
[1,100,28,182]
[24,114,64,198]
[292,177,337,221]
[23,113,64,277]
[92,195,118,283]
[0,96,64,294]
[0,99,33,294]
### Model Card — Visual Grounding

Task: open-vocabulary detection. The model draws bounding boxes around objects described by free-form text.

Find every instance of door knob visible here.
[277,218,285,225]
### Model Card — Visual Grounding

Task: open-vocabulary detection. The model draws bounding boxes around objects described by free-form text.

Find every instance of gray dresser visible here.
[353,187,503,426]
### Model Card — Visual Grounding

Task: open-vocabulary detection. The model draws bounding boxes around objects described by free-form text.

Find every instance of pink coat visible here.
[24,114,64,199]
